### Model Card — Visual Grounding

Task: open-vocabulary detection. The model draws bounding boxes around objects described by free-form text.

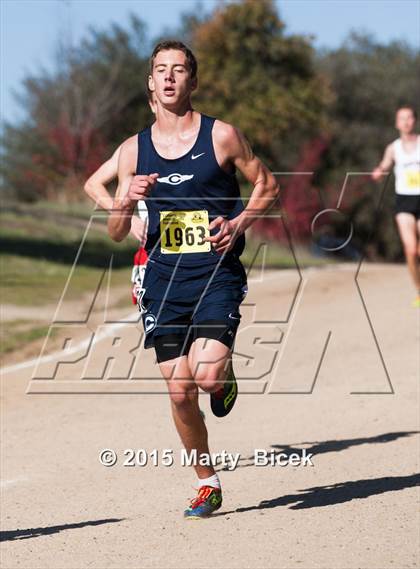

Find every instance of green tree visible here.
[1,16,152,202]
[189,0,332,170]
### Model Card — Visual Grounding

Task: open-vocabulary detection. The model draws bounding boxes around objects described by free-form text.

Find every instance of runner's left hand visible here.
[205,216,241,254]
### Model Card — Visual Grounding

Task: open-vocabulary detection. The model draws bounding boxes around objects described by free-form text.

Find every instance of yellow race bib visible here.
[405,170,420,189]
[160,210,211,254]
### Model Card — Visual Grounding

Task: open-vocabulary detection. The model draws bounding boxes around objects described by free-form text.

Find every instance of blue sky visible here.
[1,0,419,123]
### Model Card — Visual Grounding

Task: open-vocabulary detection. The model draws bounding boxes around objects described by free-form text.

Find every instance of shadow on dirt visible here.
[218,431,420,471]
[0,517,124,542]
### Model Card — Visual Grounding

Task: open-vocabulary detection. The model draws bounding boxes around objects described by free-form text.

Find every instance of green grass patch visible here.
[0,254,130,306]
[0,211,105,241]
[1,199,96,221]
[0,319,55,355]
[0,206,138,267]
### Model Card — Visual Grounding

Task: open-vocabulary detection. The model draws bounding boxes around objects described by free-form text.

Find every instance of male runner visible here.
[108,41,280,519]
[372,106,420,307]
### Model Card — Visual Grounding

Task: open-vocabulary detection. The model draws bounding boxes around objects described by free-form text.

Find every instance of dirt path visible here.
[1,263,419,569]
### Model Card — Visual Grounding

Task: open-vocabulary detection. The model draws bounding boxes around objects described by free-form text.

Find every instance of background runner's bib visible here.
[405,171,420,189]
[136,114,245,278]
[393,137,420,196]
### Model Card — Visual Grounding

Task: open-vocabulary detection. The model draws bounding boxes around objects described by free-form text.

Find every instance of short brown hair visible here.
[149,40,198,79]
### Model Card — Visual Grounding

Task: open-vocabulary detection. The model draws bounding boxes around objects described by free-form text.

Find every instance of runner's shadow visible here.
[215,473,420,516]
[217,430,420,471]
[0,518,124,542]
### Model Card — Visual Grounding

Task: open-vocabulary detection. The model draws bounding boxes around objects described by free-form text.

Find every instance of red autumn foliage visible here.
[251,136,330,243]
[20,112,109,199]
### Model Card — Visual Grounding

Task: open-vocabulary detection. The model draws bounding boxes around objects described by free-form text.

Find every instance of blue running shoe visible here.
[184,486,222,519]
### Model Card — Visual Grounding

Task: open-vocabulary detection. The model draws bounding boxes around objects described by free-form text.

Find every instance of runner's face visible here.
[149,50,196,107]
[395,109,416,134]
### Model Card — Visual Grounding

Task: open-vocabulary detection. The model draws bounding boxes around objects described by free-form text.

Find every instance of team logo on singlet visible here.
[157,173,194,186]
[144,314,157,333]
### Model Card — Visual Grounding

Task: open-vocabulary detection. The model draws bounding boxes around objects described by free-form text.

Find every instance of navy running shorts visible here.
[140,258,248,362]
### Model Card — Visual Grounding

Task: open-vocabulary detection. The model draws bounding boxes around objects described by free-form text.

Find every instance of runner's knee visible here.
[167,382,198,407]
[194,364,226,393]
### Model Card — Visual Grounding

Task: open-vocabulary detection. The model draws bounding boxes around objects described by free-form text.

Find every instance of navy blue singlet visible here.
[137,114,245,278]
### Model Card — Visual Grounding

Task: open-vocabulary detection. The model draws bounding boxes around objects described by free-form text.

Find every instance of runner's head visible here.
[148,40,198,109]
[395,106,417,135]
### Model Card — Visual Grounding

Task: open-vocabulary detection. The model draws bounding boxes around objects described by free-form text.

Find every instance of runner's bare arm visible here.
[108,137,158,242]
[84,146,121,211]
[108,137,138,242]
[207,122,280,252]
[372,143,394,181]
[84,144,147,243]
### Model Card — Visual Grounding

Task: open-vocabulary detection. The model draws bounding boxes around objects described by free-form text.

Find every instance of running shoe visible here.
[210,362,237,417]
[184,485,222,519]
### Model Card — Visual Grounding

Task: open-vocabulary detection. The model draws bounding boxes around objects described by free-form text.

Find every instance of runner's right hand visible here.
[127,173,159,202]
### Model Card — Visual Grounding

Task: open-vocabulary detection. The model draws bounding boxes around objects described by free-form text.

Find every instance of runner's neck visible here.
[151,109,202,159]
[154,106,197,139]
[399,132,418,145]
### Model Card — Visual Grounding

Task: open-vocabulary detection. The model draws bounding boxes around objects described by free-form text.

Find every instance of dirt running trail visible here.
[1,264,419,569]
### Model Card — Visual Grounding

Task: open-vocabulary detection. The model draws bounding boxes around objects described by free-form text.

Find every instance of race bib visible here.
[160,210,211,254]
[405,170,420,189]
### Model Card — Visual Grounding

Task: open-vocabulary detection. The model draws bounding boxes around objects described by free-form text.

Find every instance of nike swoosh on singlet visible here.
[191,152,205,160]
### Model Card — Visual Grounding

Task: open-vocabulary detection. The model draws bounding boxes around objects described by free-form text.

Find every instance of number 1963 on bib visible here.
[160,210,211,254]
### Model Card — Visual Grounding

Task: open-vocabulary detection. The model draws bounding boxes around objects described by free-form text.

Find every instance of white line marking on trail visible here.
[1,266,352,377]
[1,313,135,376]
[2,280,285,376]
[0,477,28,489]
